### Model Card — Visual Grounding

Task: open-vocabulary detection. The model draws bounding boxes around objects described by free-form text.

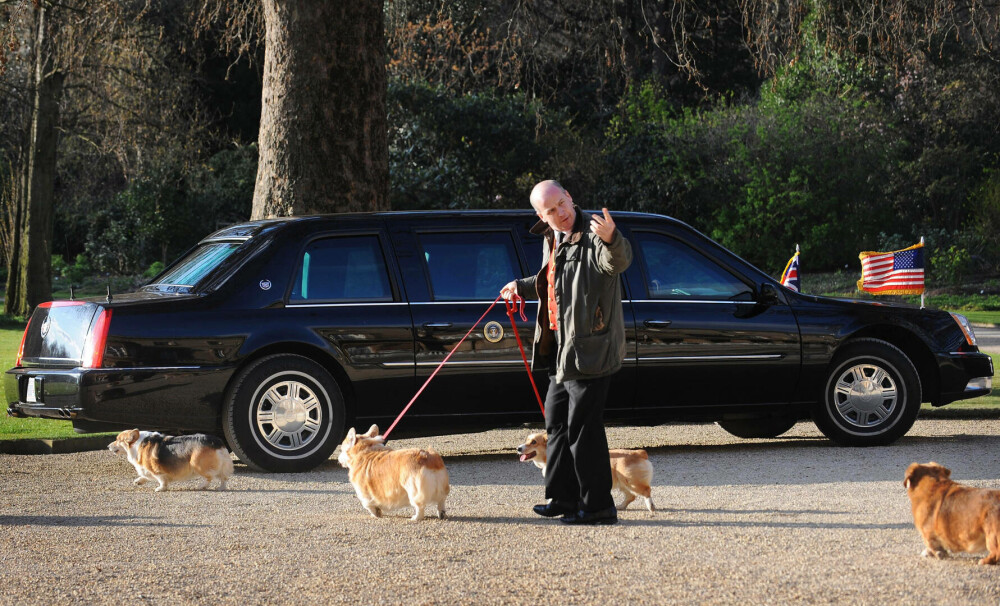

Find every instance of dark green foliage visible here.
[387,81,551,209]
[600,78,902,273]
[84,145,255,274]
[51,254,91,286]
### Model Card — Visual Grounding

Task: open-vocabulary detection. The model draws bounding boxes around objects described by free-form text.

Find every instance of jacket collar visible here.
[529,205,585,245]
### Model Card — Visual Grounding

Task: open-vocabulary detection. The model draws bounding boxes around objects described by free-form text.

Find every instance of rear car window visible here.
[150,242,242,288]
[290,236,393,302]
[419,232,520,301]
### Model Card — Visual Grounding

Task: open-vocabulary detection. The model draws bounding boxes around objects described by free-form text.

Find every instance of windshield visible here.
[149,242,243,288]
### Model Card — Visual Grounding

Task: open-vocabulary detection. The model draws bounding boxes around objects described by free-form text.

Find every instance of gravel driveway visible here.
[2,418,1000,605]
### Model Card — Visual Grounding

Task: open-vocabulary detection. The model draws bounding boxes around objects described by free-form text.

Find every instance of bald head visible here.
[530,180,566,210]
[530,180,576,233]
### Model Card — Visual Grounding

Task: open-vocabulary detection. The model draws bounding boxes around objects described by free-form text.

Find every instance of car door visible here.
[282,230,416,419]
[626,228,801,411]
[391,218,548,421]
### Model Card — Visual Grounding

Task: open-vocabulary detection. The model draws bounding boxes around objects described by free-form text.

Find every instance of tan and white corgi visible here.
[108,429,233,492]
[337,424,449,521]
[517,431,655,512]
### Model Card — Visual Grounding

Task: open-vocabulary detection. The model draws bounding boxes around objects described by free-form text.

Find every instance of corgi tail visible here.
[218,449,235,479]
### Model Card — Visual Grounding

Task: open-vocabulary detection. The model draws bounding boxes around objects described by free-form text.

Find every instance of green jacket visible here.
[515,207,633,383]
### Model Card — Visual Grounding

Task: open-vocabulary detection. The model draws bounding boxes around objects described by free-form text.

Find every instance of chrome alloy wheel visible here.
[832,362,898,428]
[252,373,325,452]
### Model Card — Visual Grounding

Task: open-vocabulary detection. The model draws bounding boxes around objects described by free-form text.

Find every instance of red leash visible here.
[381,294,545,442]
[504,297,546,417]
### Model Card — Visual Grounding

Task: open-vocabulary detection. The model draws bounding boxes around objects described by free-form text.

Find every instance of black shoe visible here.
[532,501,576,518]
[560,506,619,525]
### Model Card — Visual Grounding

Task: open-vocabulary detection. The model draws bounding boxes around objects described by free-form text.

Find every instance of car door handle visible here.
[643,320,672,328]
[422,322,453,329]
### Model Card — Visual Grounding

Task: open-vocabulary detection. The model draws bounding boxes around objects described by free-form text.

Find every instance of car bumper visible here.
[5,365,233,432]
[935,351,994,406]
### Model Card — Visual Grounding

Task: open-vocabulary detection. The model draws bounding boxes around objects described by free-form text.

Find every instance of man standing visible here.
[501,180,632,525]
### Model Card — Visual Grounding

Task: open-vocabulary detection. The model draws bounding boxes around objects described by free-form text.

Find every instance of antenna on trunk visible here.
[106,285,113,303]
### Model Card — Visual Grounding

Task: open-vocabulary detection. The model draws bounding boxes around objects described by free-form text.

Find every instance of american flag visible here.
[780,252,800,292]
[857,244,925,295]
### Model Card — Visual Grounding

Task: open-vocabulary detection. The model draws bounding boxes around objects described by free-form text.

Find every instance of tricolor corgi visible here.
[517,431,655,512]
[337,424,449,521]
[108,429,233,492]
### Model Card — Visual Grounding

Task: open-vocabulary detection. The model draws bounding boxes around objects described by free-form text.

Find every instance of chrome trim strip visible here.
[638,354,783,361]
[385,357,641,368]
[409,301,537,306]
[29,357,83,364]
[102,366,208,372]
[417,360,526,367]
[629,299,756,305]
[287,302,405,308]
[19,365,209,372]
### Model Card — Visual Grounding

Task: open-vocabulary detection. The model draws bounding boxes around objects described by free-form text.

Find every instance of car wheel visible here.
[224,354,345,472]
[717,415,798,439]
[812,338,921,446]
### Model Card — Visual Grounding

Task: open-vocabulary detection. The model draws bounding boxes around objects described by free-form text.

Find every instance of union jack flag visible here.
[857,243,925,295]
[780,252,800,292]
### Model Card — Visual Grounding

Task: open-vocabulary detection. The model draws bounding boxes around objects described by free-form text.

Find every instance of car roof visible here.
[200,209,688,243]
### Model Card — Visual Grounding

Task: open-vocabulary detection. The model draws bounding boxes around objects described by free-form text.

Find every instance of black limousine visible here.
[6,211,994,471]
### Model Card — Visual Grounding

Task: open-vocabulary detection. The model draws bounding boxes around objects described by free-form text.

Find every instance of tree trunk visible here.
[3,164,25,316]
[251,0,389,219]
[612,0,642,89]
[11,5,62,316]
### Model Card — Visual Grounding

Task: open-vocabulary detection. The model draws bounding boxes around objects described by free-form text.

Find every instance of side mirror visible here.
[759,283,780,305]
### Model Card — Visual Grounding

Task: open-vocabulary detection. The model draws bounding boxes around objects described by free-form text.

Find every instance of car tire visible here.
[717,415,798,439]
[812,338,921,446]
[223,354,346,472]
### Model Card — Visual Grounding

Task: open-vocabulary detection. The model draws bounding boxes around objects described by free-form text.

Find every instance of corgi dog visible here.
[517,431,655,512]
[108,429,233,492]
[337,424,449,521]
[904,462,1000,565]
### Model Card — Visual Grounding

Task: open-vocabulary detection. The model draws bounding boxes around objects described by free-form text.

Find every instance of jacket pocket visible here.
[571,334,615,375]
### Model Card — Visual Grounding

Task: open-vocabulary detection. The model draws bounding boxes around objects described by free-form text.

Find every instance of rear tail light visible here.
[82,308,113,368]
[14,320,30,367]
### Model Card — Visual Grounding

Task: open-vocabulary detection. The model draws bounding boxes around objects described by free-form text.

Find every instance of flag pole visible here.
[920,236,925,309]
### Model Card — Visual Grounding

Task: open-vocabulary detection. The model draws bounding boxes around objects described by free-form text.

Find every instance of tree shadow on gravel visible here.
[642,433,1000,486]
[0,515,208,528]
[608,516,913,531]
[463,510,912,531]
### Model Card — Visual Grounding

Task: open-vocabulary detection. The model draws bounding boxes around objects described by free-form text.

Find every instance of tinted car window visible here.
[420,232,520,301]
[151,242,242,288]
[634,231,752,300]
[290,236,392,302]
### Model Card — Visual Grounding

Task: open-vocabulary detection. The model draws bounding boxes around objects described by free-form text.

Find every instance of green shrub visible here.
[85,144,255,274]
[600,78,901,272]
[143,261,165,279]
[387,80,587,209]
[51,254,92,286]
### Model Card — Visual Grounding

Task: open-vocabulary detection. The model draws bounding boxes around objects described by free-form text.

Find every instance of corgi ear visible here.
[125,429,140,445]
[345,427,357,446]
[927,461,951,479]
[362,424,379,438]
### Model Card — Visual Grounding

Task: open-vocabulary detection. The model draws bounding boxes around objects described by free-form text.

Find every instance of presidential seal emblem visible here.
[484,321,504,343]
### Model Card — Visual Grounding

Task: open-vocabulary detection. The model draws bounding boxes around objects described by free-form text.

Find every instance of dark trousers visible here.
[543,374,615,512]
